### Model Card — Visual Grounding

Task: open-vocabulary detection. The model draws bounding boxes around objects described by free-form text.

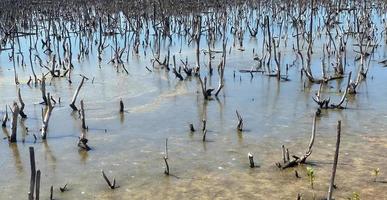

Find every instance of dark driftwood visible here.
[78,100,90,150]
[18,88,27,118]
[119,99,124,113]
[50,185,53,200]
[78,130,91,151]
[164,138,170,175]
[189,123,195,132]
[28,147,36,200]
[327,121,341,200]
[202,119,206,132]
[101,170,118,189]
[35,170,41,200]
[60,184,68,192]
[10,102,20,143]
[172,55,184,81]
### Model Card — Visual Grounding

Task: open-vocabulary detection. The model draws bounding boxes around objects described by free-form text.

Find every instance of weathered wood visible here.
[69,75,87,111]
[10,102,20,143]
[202,119,206,132]
[248,152,255,168]
[172,55,183,80]
[18,88,27,118]
[80,100,87,130]
[327,120,341,200]
[59,184,68,192]
[28,147,36,200]
[50,185,53,200]
[214,59,224,97]
[78,130,91,151]
[35,170,41,200]
[41,93,54,139]
[189,123,195,132]
[236,110,243,131]
[202,129,207,142]
[101,170,117,189]
[41,74,48,105]
[277,113,317,169]
[330,72,352,109]
[164,138,169,175]
[281,145,286,163]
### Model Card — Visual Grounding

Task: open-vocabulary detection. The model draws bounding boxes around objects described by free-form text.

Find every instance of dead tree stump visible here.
[10,102,20,143]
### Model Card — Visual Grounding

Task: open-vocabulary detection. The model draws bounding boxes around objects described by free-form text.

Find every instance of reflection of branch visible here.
[9,143,23,172]
[43,140,57,163]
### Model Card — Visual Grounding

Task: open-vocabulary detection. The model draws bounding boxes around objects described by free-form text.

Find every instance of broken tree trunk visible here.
[80,100,87,130]
[41,74,48,105]
[189,123,195,132]
[41,93,54,139]
[236,110,243,131]
[28,146,36,200]
[10,102,20,143]
[327,121,341,200]
[78,129,91,151]
[69,75,87,111]
[35,170,41,200]
[119,99,124,113]
[18,88,27,118]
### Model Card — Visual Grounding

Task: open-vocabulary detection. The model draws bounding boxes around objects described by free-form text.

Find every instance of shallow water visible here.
[1,1,387,199]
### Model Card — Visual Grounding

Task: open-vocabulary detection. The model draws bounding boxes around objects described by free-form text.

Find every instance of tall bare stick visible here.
[327,121,341,200]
